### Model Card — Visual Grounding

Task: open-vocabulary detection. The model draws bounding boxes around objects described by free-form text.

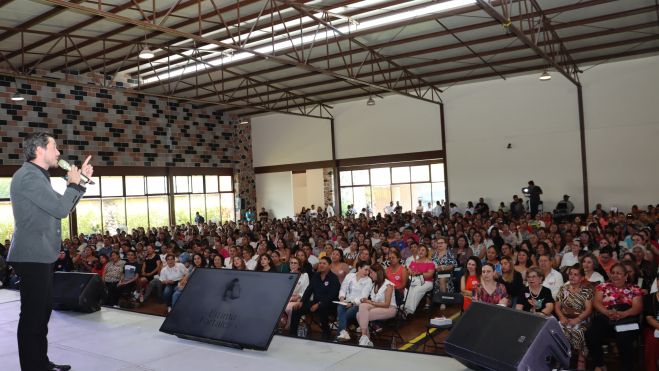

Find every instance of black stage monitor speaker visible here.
[53,272,107,313]
[160,268,299,351]
[445,302,571,371]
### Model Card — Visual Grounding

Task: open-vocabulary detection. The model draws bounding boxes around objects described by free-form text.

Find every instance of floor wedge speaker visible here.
[53,272,107,313]
[445,302,571,371]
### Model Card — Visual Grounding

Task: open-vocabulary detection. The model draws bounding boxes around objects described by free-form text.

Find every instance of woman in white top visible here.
[581,253,605,284]
[559,240,582,270]
[283,256,309,330]
[356,265,397,347]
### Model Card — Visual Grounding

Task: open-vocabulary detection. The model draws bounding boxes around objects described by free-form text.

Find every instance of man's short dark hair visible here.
[320,256,331,265]
[23,132,53,161]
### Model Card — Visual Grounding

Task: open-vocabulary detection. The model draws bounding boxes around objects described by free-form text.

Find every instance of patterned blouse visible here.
[596,282,642,309]
[473,282,509,305]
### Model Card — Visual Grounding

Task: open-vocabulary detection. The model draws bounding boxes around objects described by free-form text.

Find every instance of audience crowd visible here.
[0,198,657,371]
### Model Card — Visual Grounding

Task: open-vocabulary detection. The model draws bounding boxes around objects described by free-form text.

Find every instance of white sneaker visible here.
[359,335,372,347]
[336,330,351,341]
[440,304,446,310]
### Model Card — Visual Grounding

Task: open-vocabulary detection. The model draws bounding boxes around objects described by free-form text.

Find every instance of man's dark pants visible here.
[12,262,53,371]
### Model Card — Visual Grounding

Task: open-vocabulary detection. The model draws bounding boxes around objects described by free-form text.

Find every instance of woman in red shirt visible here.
[461,256,481,310]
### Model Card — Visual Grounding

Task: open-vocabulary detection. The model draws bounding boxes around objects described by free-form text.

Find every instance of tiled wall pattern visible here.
[0,74,256,208]
[323,167,335,209]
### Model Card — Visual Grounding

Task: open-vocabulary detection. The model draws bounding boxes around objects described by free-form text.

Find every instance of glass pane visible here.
[148,196,169,228]
[125,176,145,196]
[102,197,126,234]
[174,176,190,194]
[391,184,411,212]
[76,199,102,234]
[370,168,391,186]
[340,187,353,216]
[371,186,392,215]
[0,178,11,198]
[0,201,14,240]
[126,197,149,231]
[191,176,204,194]
[206,193,220,223]
[205,175,219,193]
[352,170,369,186]
[220,193,235,222]
[84,177,100,196]
[190,194,206,220]
[432,182,446,206]
[410,165,430,182]
[351,186,371,215]
[391,166,410,183]
[411,183,432,211]
[174,195,191,224]
[219,176,233,192]
[146,176,167,194]
[61,218,70,241]
[101,176,123,197]
[339,171,352,186]
[50,177,67,195]
[431,163,445,182]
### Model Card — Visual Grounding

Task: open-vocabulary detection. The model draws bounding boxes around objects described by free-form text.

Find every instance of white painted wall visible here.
[581,55,659,211]
[306,169,326,209]
[443,72,583,213]
[251,114,332,167]
[333,95,442,159]
[255,172,294,219]
[292,172,307,214]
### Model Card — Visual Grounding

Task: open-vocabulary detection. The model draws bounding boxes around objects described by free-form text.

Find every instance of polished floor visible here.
[0,289,466,371]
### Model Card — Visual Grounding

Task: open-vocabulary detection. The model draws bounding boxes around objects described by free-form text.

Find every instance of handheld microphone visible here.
[58,159,95,185]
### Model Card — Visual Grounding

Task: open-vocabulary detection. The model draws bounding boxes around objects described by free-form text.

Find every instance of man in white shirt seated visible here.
[308,205,318,219]
[159,254,188,310]
[384,201,394,215]
[539,254,563,300]
[336,261,373,342]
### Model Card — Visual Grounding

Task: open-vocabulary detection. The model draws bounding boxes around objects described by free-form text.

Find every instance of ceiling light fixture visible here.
[239,120,249,125]
[11,92,24,101]
[539,70,551,81]
[139,46,155,60]
[366,96,375,106]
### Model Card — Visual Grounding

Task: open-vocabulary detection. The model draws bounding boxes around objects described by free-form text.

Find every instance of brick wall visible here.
[0,74,255,207]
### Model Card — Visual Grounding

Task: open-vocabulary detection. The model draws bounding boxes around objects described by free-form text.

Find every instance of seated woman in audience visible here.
[470,231,487,260]
[232,256,247,270]
[559,239,583,270]
[586,263,643,371]
[621,259,650,294]
[283,256,309,330]
[92,254,108,277]
[385,249,408,304]
[582,253,606,284]
[343,240,359,266]
[497,256,523,307]
[404,245,436,316]
[210,254,224,269]
[139,244,162,303]
[483,246,501,275]
[473,263,509,306]
[516,267,554,316]
[190,253,206,273]
[352,248,373,272]
[256,253,274,272]
[433,236,457,294]
[500,243,516,262]
[335,261,373,342]
[515,249,531,284]
[271,250,290,272]
[461,256,482,310]
[275,239,291,263]
[103,251,125,307]
[294,249,314,275]
[224,246,238,269]
[356,265,397,347]
[643,278,659,371]
[554,264,593,370]
[330,249,351,284]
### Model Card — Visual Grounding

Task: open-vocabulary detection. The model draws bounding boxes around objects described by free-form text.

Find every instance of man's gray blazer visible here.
[7,162,85,264]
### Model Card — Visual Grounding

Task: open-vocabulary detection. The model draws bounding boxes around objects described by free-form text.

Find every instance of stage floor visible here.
[0,289,467,371]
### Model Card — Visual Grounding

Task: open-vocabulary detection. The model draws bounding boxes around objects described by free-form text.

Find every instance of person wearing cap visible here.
[554,194,574,215]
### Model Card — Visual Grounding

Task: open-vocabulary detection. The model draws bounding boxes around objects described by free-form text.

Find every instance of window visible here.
[147,176,167,194]
[125,176,145,196]
[174,176,190,193]
[338,163,445,214]
[100,176,123,197]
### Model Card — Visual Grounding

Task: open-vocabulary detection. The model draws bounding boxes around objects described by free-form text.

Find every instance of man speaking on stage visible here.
[7,132,93,371]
